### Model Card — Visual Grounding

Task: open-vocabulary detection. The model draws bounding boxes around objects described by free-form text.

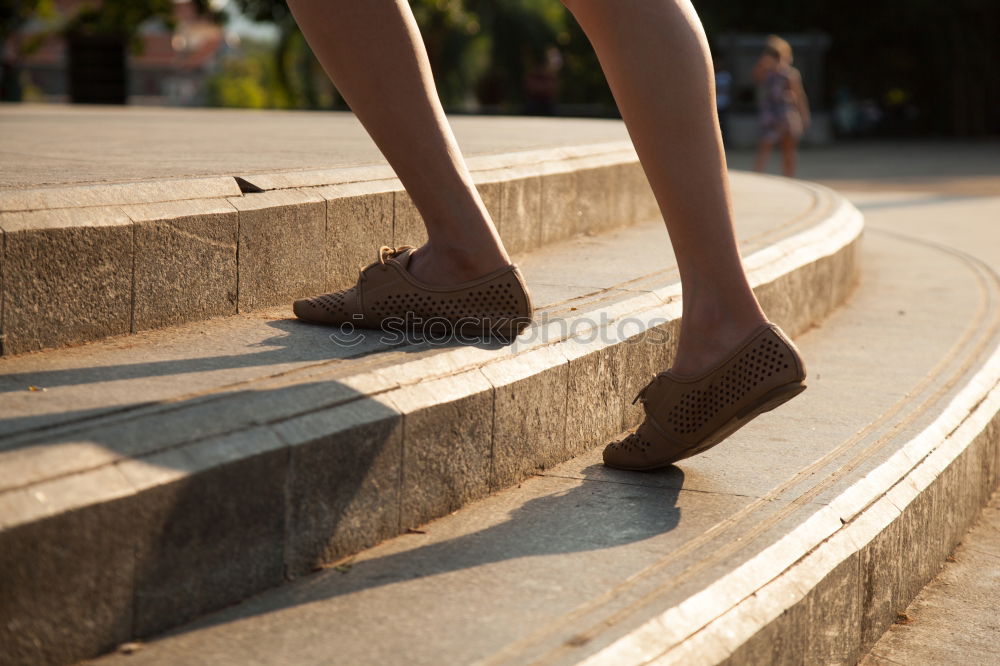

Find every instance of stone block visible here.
[120,429,288,637]
[393,191,428,248]
[803,553,862,665]
[0,467,138,666]
[477,180,504,236]
[723,601,808,666]
[319,181,395,292]
[858,515,904,652]
[230,188,325,312]
[561,337,626,456]
[126,198,239,331]
[0,228,4,355]
[0,207,132,354]
[539,171,579,246]
[481,346,569,489]
[628,161,661,223]
[278,396,403,577]
[574,167,614,235]
[606,163,637,232]
[498,176,541,255]
[619,318,678,431]
[392,370,494,529]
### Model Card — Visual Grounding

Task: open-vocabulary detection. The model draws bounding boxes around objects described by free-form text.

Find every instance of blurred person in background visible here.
[523,45,563,116]
[753,35,810,177]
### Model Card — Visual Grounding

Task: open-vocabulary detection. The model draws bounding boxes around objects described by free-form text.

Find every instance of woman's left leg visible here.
[780,134,799,177]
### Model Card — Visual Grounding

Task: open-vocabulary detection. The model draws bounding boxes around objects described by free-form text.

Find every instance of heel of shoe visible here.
[739,382,807,420]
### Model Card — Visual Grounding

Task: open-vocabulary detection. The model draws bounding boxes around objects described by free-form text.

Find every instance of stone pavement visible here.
[862,492,1000,666]
[727,139,1000,197]
[1,103,998,664]
[81,190,1000,666]
[0,104,629,190]
[0,106,655,355]
[2,171,862,665]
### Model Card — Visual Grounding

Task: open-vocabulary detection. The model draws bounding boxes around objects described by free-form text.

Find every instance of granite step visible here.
[0,172,860,665]
[81,195,1000,666]
[0,108,657,355]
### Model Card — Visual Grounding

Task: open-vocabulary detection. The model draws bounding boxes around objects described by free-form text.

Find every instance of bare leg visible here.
[562,0,766,374]
[754,138,774,173]
[780,134,798,177]
[285,0,507,285]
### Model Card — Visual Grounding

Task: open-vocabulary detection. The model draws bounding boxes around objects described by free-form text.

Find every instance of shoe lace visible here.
[378,245,415,266]
[359,245,416,282]
[632,374,665,405]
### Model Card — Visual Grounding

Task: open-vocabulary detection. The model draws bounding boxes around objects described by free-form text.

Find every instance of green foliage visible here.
[207,44,273,108]
[0,0,56,46]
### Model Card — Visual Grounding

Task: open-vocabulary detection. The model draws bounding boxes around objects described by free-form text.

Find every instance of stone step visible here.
[0,108,656,355]
[0,172,860,665]
[80,193,1000,666]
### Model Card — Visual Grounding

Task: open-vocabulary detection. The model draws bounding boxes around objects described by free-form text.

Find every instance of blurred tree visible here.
[53,0,222,104]
[226,0,329,108]
[1,0,56,100]
[224,0,614,113]
[60,0,221,50]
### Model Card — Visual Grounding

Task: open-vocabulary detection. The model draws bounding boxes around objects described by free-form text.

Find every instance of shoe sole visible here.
[607,381,808,471]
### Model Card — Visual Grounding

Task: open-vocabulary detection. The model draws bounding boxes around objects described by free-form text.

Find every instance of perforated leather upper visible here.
[604,324,806,469]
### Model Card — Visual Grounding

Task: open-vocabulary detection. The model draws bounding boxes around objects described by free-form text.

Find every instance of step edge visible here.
[580,292,1000,666]
[0,183,862,496]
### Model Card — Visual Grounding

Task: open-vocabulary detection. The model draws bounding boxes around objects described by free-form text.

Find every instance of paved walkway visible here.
[726,140,1000,197]
[831,181,1000,665]
[0,105,629,190]
[862,492,1000,666]
[79,189,998,665]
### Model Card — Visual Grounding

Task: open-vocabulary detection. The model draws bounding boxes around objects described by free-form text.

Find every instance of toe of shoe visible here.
[293,297,325,323]
[602,438,637,469]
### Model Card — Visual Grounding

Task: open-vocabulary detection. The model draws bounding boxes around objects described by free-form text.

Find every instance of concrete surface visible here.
[0,174,859,666]
[80,192,999,666]
[861,492,1000,666]
[727,140,1000,197]
[0,105,630,191]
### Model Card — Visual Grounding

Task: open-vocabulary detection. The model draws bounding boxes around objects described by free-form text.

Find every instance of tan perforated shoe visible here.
[293,246,533,340]
[604,324,806,470]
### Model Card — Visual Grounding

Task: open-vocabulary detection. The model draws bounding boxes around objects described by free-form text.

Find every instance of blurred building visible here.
[10,0,232,105]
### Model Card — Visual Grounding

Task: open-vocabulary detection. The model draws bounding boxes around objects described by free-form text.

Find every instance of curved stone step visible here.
[0,173,860,665]
[78,200,1000,666]
[0,109,657,355]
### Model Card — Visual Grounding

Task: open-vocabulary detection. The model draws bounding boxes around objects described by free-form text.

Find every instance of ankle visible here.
[672,298,768,376]
[408,241,509,286]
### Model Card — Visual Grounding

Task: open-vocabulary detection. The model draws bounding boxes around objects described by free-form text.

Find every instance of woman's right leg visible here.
[285,0,508,286]
[561,0,767,375]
